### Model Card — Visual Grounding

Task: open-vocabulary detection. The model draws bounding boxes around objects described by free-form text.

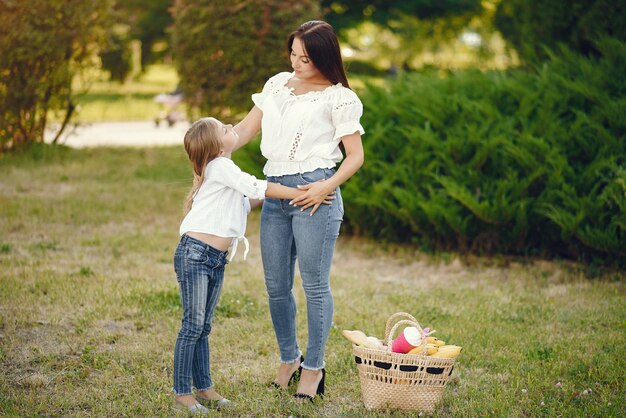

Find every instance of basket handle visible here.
[384,312,419,338]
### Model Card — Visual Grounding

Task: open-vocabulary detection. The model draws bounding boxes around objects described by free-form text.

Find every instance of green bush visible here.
[0,0,112,150]
[342,38,625,264]
[171,0,319,119]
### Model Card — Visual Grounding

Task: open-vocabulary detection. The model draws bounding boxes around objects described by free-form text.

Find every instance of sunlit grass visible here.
[0,145,624,417]
[69,64,181,123]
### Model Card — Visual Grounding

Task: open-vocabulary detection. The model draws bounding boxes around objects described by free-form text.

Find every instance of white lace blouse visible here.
[251,71,365,176]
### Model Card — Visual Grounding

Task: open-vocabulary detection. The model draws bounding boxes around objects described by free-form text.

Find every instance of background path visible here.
[44,120,191,148]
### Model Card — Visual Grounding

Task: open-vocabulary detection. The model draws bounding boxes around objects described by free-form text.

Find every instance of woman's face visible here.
[290,37,322,81]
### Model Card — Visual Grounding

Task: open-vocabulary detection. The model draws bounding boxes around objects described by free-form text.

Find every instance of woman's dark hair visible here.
[287,20,350,88]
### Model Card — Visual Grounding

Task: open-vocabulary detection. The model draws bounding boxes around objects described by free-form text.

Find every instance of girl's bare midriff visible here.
[185,231,232,252]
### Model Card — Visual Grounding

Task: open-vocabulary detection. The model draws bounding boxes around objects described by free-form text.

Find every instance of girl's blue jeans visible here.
[261,167,343,370]
[172,234,228,395]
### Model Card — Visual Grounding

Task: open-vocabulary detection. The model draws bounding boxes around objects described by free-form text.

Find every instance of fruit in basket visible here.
[408,343,439,355]
[342,330,384,349]
[342,330,368,346]
[430,345,462,358]
[364,336,384,349]
[426,336,446,346]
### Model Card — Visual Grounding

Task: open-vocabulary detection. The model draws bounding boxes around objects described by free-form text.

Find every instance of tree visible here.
[133,0,173,67]
[495,0,626,63]
[321,0,482,31]
[98,0,173,82]
[0,0,112,150]
[172,0,320,118]
[321,0,505,71]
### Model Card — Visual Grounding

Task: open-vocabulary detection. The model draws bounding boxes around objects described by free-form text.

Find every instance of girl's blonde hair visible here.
[182,117,223,217]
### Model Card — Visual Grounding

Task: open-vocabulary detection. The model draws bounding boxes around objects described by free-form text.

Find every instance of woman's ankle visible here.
[274,358,302,386]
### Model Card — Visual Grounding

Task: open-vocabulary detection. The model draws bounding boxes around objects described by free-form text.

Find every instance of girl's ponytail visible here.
[181,118,223,219]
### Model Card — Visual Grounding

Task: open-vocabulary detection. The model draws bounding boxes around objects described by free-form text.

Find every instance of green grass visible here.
[71,65,181,122]
[0,144,624,417]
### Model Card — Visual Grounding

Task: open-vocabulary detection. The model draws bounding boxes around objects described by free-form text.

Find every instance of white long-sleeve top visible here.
[179,157,268,260]
[252,71,365,176]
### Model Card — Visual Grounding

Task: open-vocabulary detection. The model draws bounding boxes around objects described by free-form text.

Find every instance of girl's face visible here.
[208,117,238,155]
[290,37,323,81]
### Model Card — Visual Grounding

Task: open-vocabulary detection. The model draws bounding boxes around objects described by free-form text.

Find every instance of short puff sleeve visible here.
[251,72,290,111]
[331,88,365,142]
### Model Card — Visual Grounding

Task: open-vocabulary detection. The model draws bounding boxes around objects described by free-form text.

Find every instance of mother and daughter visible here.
[171,20,365,414]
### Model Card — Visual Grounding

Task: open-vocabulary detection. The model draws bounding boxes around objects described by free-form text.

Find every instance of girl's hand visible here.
[289,180,336,216]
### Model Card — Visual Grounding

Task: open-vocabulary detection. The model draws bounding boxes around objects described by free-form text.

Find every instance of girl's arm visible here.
[250,184,333,210]
[233,106,262,152]
[251,184,335,210]
[289,132,364,215]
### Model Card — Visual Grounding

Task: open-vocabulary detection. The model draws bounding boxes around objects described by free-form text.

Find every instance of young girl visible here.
[172,117,333,414]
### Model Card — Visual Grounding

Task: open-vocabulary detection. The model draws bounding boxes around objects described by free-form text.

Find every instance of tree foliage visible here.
[0,0,111,151]
[171,0,319,118]
[495,0,626,63]
[322,0,482,32]
[100,24,134,82]
[98,0,173,81]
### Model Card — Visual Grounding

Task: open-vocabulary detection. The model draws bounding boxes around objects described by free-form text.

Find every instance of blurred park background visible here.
[2,0,624,265]
[1,0,625,416]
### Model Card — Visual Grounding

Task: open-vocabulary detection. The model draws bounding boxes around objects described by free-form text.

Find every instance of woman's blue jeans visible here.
[261,167,343,370]
[172,234,228,395]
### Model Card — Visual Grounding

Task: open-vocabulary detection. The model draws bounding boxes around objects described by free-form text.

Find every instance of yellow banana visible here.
[426,336,446,346]
[408,343,438,355]
[430,345,462,358]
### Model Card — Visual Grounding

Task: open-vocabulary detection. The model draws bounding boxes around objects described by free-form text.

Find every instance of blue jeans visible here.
[172,234,228,395]
[261,167,343,370]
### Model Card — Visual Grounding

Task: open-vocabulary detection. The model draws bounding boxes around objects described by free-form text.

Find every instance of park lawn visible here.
[0,145,624,417]
[70,65,181,123]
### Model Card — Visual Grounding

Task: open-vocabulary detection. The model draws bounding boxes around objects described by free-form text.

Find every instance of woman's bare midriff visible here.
[185,231,232,252]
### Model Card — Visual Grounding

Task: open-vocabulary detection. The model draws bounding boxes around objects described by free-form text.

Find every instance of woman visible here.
[233,20,365,401]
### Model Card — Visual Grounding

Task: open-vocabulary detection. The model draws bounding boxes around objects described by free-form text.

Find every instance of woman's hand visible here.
[289,180,336,216]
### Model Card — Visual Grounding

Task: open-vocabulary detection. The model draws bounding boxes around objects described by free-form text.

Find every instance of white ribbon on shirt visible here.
[229,235,250,262]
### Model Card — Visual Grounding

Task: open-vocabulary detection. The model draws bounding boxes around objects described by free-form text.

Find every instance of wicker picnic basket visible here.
[352,312,456,412]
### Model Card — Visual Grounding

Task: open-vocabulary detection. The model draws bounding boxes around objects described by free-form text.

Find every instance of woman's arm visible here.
[290,132,364,215]
[233,106,263,152]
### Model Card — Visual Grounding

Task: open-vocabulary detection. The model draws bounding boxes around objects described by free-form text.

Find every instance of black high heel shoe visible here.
[293,368,325,402]
[270,355,304,389]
